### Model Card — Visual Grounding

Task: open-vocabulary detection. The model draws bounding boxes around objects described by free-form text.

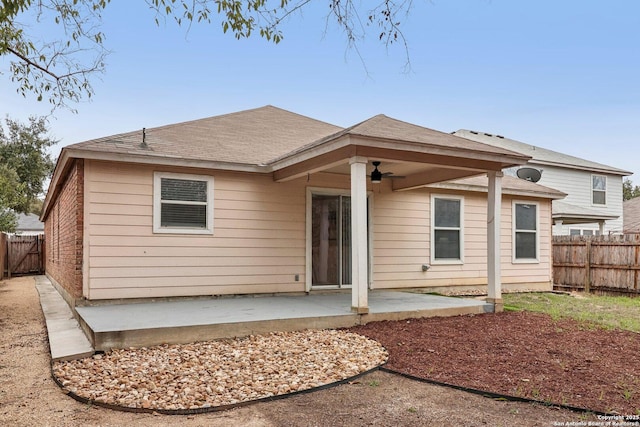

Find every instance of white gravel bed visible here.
[52,329,388,411]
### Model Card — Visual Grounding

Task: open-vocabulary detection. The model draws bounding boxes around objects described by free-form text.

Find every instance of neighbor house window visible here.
[513,202,538,262]
[431,195,463,263]
[570,228,599,237]
[592,175,606,205]
[153,172,214,234]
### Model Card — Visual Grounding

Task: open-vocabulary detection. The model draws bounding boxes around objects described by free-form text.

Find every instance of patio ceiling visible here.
[270,137,529,191]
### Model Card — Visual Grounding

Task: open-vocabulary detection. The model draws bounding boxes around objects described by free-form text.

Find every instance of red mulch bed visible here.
[349,311,640,414]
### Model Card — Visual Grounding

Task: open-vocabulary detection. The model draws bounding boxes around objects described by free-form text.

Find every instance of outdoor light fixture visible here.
[371,161,382,184]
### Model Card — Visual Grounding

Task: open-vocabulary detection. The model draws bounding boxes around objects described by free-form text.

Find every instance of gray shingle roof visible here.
[426,174,566,199]
[69,107,528,167]
[453,129,631,176]
[273,115,524,163]
[553,201,618,220]
[71,105,343,166]
[16,213,44,232]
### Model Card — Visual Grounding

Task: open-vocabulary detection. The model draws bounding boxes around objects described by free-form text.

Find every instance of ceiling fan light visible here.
[371,165,382,184]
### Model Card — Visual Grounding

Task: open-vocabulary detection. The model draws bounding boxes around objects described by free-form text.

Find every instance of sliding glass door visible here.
[311,194,353,287]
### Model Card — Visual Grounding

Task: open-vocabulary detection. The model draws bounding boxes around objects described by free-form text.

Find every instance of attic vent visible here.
[484,133,493,137]
[496,135,504,139]
[470,131,478,134]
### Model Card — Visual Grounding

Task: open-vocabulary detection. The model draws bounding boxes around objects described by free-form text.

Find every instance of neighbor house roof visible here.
[16,213,44,233]
[623,197,640,233]
[452,129,632,176]
[552,201,618,225]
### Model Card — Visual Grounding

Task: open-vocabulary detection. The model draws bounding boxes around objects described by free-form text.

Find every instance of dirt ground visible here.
[1,276,599,427]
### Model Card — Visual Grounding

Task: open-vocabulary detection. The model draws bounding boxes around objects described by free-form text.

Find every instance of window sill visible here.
[153,227,213,235]
[512,259,539,264]
[431,259,464,266]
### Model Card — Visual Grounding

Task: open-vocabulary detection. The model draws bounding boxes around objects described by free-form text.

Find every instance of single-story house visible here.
[41,106,565,316]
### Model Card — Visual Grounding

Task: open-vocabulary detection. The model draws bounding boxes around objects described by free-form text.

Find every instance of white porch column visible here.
[554,220,564,236]
[487,171,503,312]
[350,156,369,314]
[598,221,605,235]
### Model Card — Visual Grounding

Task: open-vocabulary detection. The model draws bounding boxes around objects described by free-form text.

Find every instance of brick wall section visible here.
[45,159,84,299]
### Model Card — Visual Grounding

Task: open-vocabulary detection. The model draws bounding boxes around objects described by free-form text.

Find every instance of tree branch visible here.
[5,46,64,81]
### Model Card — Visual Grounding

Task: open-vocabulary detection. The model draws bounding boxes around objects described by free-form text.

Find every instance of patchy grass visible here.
[503,292,640,332]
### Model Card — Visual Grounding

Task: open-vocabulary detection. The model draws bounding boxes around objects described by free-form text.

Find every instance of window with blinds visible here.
[431,195,464,263]
[513,202,538,262]
[592,174,606,205]
[153,172,214,234]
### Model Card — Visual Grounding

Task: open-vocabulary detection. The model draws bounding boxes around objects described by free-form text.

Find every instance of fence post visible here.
[7,235,11,279]
[0,233,6,280]
[636,238,640,292]
[584,239,591,293]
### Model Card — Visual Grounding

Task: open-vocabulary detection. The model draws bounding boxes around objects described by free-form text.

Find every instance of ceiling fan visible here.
[369,161,405,183]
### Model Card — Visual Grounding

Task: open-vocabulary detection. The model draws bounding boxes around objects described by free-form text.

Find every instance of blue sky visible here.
[2,1,639,178]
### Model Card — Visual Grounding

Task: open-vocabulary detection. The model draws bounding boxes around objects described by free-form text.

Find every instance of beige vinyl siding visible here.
[86,160,307,299]
[85,160,553,299]
[372,188,552,290]
[372,189,429,287]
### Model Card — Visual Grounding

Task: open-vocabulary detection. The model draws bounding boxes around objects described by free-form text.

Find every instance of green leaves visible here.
[1,1,413,109]
[0,116,56,223]
[623,179,640,201]
[1,0,109,110]
[0,164,27,232]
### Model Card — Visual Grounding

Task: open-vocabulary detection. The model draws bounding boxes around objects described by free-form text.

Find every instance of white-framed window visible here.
[153,172,214,234]
[570,228,599,237]
[592,174,607,205]
[431,195,464,264]
[513,201,539,262]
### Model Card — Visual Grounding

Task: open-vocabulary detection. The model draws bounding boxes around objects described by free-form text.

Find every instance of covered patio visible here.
[74,288,492,351]
[269,115,531,314]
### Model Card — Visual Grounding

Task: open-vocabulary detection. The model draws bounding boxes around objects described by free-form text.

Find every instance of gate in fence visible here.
[1,233,45,279]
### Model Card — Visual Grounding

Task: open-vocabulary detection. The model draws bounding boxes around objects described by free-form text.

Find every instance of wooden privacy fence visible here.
[553,234,640,296]
[1,233,45,279]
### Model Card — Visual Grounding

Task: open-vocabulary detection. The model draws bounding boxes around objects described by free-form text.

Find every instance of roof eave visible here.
[552,213,619,222]
[40,147,271,221]
[528,159,632,176]
[64,147,268,173]
[268,134,531,172]
[41,148,72,221]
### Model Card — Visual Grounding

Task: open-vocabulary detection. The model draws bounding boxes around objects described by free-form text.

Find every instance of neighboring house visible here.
[15,213,44,235]
[623,197,640,233]
[453,130,631,236]
[41,106,564,316]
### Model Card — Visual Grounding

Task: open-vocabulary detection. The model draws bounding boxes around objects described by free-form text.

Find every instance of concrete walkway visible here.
[35,276,94,362]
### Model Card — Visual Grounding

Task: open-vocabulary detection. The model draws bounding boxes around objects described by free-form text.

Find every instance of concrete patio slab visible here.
[75,290,492,351]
